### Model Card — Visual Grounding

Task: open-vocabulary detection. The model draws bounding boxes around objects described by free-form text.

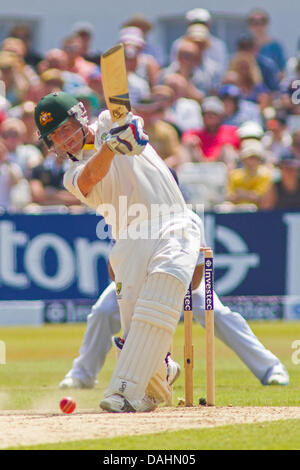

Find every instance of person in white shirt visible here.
[34,91,200,413]
[163,27,222,98]
[1,117,43,177]
[162,73,203,133]
[170,8,229,75]
[0,138,22,211]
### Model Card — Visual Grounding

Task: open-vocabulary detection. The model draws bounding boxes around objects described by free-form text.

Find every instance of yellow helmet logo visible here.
[39,111,53,126]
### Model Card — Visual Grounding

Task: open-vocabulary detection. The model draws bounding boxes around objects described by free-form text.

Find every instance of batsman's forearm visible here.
[77,143,114,197]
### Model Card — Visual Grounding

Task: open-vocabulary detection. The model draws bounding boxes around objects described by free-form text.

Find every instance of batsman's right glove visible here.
[105,113,149,156]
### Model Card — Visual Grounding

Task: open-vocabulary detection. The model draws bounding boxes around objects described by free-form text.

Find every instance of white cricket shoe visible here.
[266,373,289,386]
[59,376,95,389]
[166,353,181,386]
[100,394,157,413]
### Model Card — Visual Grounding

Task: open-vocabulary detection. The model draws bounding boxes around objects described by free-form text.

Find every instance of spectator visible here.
[26,68,64,104]
[62,34,98,82]
[122,13,165,66]
[0,107,7,128]
[41,68,64,94]
[261,149,300,210]
[285,84,300,133]
[161,29,221,100]
[262,111,292,162]
[281,52,300,94]
[237,120,264,142]
[170,8,229,74]
[0,138,22,211]
[228,51,269,107]
[236,33,280,93]
[38,48,68,74]
[1,117,43,177]
[0,51,29,107]
[291,131,300,161]
[29,152,82,207]
[221,70,241,87]
[181,96,240,164]
[246,9,286,73]
[2,36,39,86]
[135,93,182,167]
[71,21,100,64]
[122,42,151,106]
[162,73,203,134]
[227,139,273,209]
[86,68,106,112]
[37,48,86,95]
[84,42,150,112]
[29,153,81,206]
[119,26,160,89]
[9,23,43,70]
[219,83,263,127]
[20,100,42,147]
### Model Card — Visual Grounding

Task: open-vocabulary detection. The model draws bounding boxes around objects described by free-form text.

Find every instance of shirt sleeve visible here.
[63,162,101,210]
[188,209,206,266]
[196,217,206,266]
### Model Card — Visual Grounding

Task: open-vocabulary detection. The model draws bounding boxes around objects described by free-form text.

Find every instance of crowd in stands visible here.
[1,7,300,213]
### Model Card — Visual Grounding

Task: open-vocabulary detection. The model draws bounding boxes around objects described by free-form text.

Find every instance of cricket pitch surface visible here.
[1,406,300,448]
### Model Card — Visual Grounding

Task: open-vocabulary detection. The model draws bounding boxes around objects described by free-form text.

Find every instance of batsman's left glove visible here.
[105,113,149,156]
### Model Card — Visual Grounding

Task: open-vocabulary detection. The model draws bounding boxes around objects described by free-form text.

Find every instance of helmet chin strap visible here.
[68,126,89,161]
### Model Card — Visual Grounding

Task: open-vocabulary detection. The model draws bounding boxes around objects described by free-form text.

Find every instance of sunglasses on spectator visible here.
[2,131,20,138]
[78,31,91,38]
[64,44,81,53]
[247,17,268,25]
[178,51,199,61]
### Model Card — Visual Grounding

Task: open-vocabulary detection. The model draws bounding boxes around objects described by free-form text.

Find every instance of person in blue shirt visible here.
[218,84,263,127]
[246,9,286,73]
[236,33,280,93]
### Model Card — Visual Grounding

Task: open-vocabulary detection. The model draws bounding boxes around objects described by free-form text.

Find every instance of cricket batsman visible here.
[35,91,201,412]
[59,209,289,392]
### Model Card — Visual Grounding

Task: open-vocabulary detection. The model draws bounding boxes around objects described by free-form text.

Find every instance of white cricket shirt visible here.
[64,110,187,239]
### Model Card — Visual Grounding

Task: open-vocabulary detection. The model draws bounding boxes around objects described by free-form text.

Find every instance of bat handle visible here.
[110,122,129,134]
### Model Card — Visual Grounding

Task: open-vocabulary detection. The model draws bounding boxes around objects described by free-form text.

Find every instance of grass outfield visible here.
[0,320,299,449]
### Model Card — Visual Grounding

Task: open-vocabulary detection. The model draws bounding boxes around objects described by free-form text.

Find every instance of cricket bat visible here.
[100,44,131,124]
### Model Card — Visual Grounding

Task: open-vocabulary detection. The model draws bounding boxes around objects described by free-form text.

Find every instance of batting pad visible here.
[104,273,186,404]
[146,359,172,405]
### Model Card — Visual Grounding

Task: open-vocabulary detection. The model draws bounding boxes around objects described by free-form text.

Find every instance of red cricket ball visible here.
[59,396,76,414]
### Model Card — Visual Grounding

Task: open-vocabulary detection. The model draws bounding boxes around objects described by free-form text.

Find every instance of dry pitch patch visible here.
[1,406,300,448]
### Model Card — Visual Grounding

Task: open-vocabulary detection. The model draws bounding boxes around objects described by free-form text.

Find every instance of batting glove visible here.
[105,113,149,156]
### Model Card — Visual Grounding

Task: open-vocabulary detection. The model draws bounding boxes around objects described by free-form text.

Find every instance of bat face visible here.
[100,44,131,123]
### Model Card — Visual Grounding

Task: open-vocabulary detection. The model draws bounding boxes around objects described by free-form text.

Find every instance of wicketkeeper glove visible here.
[105,112,149,156]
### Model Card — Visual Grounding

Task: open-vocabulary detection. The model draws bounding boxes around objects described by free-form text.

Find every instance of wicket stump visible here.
[184,284,193,406]
[183,247,215,407]
[204,248,215,406]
